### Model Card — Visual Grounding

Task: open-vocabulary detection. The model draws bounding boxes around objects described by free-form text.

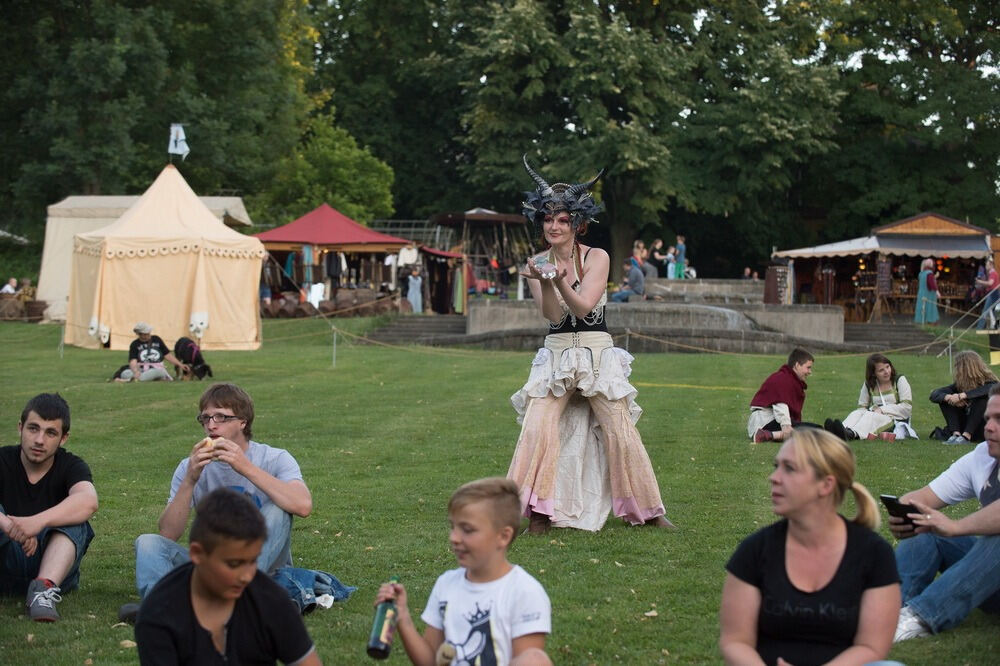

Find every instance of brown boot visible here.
[528,512,551,535]
[644,516,677,529]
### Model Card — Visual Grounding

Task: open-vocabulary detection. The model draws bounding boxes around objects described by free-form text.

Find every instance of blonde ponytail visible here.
[850,481,880,529]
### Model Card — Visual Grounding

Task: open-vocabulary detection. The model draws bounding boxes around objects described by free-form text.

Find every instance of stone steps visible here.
[843,322,948,354]
[365,314,466,345]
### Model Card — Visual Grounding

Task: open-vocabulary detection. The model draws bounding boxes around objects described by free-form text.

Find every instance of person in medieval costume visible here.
[407,267,423,314]
[507,154,673,533]
[914,257,939,325]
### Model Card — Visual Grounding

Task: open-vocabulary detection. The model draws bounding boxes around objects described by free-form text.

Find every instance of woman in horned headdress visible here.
[507,155,673,533]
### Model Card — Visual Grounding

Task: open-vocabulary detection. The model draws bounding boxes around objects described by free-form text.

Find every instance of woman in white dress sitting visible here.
[841,354,914,442]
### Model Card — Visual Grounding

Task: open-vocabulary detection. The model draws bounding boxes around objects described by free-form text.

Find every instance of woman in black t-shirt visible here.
[719,428,900,666]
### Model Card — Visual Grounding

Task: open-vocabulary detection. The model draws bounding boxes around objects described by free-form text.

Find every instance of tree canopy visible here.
[3,0,997,276]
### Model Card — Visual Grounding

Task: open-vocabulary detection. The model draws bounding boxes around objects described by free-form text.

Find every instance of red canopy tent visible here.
[255,203,410,252]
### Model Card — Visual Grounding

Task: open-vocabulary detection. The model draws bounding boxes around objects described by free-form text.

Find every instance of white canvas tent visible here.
[38,194,252,321]
[65,165,265,350]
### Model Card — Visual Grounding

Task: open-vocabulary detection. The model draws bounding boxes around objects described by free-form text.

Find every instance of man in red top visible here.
[976,259,999,330]
[746,348,815,443]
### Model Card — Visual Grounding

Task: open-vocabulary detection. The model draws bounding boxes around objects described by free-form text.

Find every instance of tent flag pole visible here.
[331,327,337,368]
[59,325,65,359]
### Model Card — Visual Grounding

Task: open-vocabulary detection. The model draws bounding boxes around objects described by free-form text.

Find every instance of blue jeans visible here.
[976,290,999,329]
[611,289,639,303]
[134,501,292,598]
[896,532,1000,632]
[0,503,94,595]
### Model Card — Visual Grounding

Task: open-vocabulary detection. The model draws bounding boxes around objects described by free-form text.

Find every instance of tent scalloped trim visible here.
[75,241,265,260]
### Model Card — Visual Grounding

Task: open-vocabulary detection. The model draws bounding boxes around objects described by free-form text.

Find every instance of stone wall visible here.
[646,278,764,303]
[466,299,844,344]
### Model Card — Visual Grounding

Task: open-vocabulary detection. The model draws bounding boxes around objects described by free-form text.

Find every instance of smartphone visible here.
[880,494,919,526]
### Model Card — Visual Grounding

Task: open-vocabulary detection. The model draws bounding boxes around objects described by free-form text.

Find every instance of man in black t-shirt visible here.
[117,321,188,382]
[0,393,98,622]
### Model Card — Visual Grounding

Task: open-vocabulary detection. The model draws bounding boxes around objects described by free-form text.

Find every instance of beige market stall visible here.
[38,194,253,322]
[65,165,265,350]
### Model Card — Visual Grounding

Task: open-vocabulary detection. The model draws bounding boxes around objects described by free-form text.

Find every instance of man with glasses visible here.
[120,383,312,621]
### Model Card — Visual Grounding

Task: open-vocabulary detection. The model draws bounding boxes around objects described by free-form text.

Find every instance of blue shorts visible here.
[0,503,95,595]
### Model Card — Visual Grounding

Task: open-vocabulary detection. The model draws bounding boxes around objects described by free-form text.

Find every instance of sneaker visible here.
[118,602,141,625]
[894,606,931,642]
[753,429,773,443]
[26,579,62,622]
[945,434,971,445]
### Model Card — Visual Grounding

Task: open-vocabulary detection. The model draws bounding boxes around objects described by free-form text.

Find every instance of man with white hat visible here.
[117,322,188,382]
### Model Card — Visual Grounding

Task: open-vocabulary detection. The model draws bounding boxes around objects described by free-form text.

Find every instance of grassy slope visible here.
[0,318,998,664]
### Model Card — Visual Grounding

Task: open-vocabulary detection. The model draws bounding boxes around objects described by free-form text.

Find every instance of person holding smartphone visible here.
[890,383,1000,642]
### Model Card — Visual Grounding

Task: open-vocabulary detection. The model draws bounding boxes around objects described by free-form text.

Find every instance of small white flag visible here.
[168,123,190,160]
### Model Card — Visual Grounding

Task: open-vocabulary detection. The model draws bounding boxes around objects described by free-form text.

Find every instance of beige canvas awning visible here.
[65,165,265,351]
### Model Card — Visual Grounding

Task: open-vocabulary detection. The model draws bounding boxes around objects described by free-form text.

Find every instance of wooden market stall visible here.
[255,203,410,291]
[772,212,992,321]
[429,208,538,303]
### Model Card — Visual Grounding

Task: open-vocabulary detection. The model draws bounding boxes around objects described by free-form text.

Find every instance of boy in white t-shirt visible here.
[375,478,551,666]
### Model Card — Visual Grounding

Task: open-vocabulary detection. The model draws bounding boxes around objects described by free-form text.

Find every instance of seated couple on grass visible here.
[749,351,917,445]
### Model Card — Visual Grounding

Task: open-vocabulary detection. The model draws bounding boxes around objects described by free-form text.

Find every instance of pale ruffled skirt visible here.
[508,338,666,531]
[842,408,918,439]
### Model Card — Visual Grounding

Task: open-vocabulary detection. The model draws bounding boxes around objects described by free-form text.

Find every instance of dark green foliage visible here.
[803,0,1000,241]
[247,110,395,225]
[2,0,997,278]
[0,0,314,234]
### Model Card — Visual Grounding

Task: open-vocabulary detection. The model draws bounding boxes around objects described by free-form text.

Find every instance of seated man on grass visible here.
[891,382,1000,642]
[135,488,321,665]
[121,382,312,621]
[747,348,816,443]
[117,321,188,382]
[1,393,98,622]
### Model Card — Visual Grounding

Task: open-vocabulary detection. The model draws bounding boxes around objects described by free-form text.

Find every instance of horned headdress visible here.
[521,154,605,232]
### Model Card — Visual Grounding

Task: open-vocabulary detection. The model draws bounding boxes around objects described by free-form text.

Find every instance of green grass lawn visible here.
[1,317,998,664]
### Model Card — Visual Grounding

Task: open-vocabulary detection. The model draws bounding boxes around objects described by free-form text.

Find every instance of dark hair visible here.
[787,348,814,368]
[199,383,254,439]
[21,393,71,435]
[989,383,1000,397]
[864,354,899,391]
[189,488,267,554]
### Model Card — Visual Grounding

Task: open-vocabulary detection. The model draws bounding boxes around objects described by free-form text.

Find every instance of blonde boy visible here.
[376,478,552,666]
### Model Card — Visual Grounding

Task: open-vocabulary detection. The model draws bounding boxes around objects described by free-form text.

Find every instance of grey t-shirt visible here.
[168,440,303,510]
[628,264,645,295]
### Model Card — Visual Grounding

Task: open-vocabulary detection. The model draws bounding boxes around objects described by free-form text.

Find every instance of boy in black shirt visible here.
[0,393,98,621]
[135,488,321,665]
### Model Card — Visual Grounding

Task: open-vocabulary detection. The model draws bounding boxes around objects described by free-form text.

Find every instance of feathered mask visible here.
[521,154,605,231]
